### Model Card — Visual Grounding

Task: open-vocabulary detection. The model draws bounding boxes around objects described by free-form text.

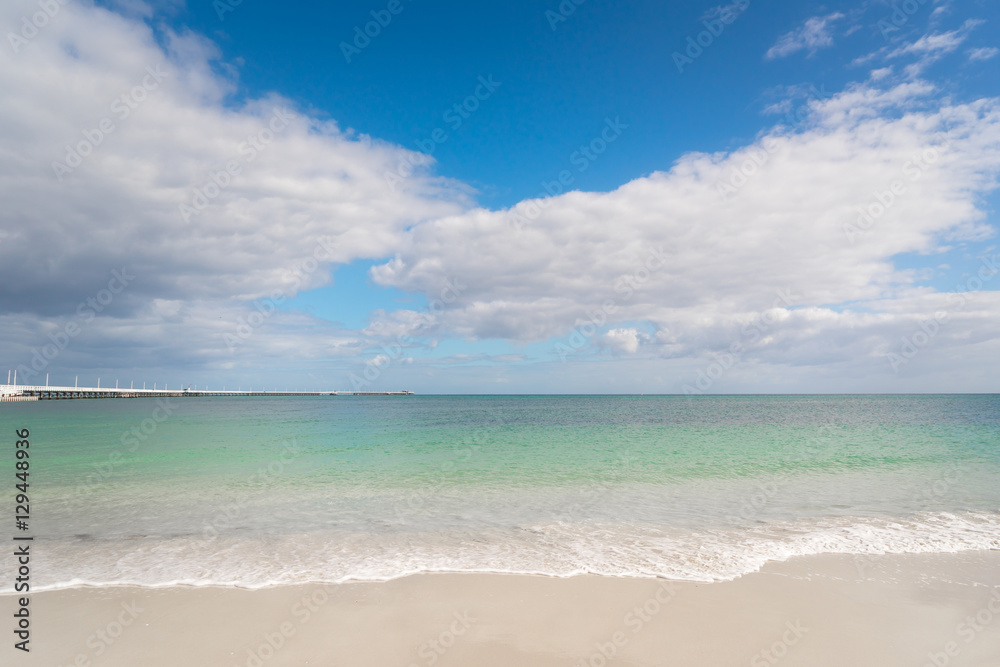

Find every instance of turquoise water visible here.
[2,395,999,589]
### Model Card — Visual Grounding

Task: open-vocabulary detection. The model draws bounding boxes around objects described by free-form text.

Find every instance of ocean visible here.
[3,394,999,591]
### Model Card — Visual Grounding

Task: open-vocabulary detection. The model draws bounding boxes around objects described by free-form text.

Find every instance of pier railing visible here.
[0,384,412,401]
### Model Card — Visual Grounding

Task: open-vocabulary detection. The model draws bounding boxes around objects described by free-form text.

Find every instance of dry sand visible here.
[6,550,1000,666]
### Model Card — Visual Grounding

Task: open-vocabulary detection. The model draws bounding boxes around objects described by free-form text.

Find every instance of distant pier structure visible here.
[0,381,412,402]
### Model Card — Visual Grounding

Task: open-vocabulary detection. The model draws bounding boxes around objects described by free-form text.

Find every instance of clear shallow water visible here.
[2,395,998,590]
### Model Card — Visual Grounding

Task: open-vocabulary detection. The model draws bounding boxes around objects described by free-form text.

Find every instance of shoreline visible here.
[9,550,1000,666]
[13,509,1000,595]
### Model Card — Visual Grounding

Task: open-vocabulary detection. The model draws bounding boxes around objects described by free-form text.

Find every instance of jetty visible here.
[0,383,412,402]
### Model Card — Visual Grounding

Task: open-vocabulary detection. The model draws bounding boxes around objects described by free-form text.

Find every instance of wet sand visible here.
[7,551,1000,666]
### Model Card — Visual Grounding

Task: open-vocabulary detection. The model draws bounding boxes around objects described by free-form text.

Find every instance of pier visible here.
[0,384,412,401]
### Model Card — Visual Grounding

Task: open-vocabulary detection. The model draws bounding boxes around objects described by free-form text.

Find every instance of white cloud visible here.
[0,2,466,314]
[370,354,391,367]
[601,328,645,354]
[2,4,1000,392]
[0,1,473,379]
[888,19,981,57]
[931,3,952,20]
[765,12,845,60]
[968,47,999,62]
[886,19,982,76]
[369,82,1000,381]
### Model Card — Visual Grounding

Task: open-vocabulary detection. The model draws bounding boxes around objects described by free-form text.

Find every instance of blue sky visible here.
[1,0,1000,392]
[205,1,997,194]
[188,0,1000,345]
[173,0,999,206]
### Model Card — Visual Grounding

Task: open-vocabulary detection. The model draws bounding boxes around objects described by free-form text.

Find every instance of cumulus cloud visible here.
[369,81,1000,376]
[0,0,468,376]
[601,328,645,354]
[765,12,845,60]
[2,2,1000,392]
[0,6,464,312]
